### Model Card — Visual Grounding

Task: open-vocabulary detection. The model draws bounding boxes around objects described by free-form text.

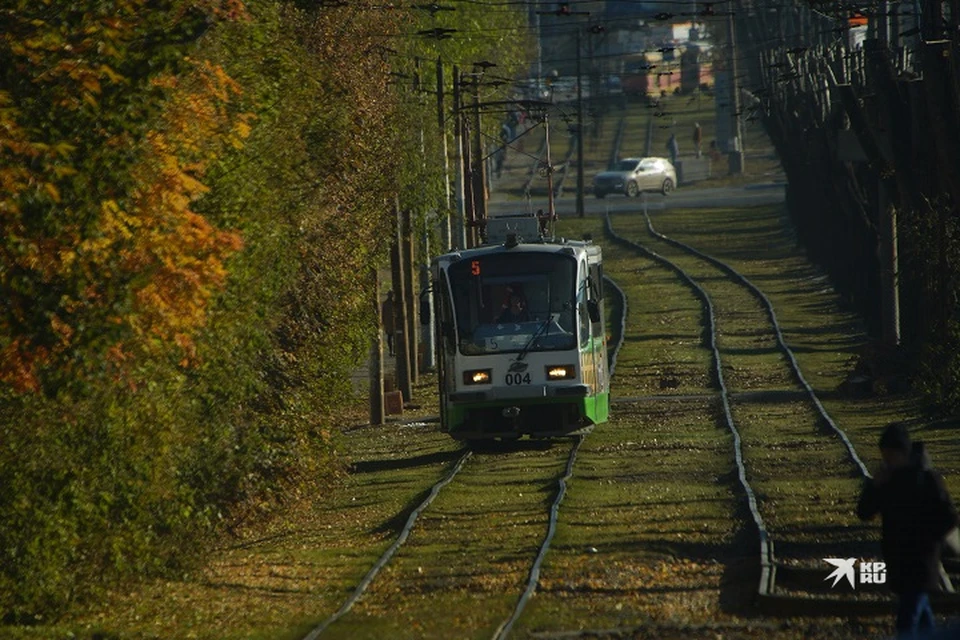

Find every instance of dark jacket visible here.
[497,307,529,323]
[857,456,958,593]
[381,296,395,333]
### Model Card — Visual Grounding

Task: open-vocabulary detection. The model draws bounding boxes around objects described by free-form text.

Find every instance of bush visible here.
[0,0,528,621]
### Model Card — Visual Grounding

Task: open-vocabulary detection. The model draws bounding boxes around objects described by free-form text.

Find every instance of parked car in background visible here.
[593,157,676,198]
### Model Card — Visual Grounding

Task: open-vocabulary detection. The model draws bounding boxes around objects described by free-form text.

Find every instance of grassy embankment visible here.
[13,89,954,640]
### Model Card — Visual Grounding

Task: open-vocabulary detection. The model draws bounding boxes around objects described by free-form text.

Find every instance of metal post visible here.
[461,85,475,249]
[727,10,744,174]
[471,75,486,245]
[369,268,384,425]
[576,30,586,218]
[391,200,412,404]
[437,57,452,251]
[878,183,901,345]
[402,208,417,384]
[452,66,467,250]
[545,111,556,222]
[419,234,435,370]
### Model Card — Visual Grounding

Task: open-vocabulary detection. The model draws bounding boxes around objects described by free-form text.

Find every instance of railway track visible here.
[605,207,960,615]
[302,279,628,639]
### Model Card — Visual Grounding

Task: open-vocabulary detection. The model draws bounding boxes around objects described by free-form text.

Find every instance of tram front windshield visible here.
[448,252,577,355]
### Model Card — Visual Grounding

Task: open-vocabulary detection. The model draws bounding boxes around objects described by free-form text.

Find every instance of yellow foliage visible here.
[0,6,251,390]
[43,182,60,202]
[114,61,247,356]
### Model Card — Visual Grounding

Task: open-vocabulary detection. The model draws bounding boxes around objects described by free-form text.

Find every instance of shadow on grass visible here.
[370,439,564,536]
[349,449,464,475]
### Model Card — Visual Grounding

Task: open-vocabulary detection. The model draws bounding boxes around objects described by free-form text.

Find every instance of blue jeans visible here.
[896,591,935,638]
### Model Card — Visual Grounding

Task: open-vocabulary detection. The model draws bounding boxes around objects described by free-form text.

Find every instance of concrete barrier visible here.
[384,390,404,415]
[676,156,712,185]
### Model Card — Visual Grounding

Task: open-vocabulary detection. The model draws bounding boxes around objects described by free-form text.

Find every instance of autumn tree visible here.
[0,0,530,621]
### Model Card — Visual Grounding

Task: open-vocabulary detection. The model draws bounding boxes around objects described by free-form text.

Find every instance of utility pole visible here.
[409,62,423,379]
[414,57,444,371]
[437,57,451,250]
[419,232,435,371]
[575,29,585,218]
[727,9,744,174]
[452,65,467,250]
[544,110,556,222]
[369,268,384,425]
[878,0,890,46]
[471,73,486,245]
[402,207,417,383]
[391,198,412,404]
[460,73,476,248]
[878,183,901,345]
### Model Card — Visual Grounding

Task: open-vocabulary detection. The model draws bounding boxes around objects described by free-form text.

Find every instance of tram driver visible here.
[497,293,530,323]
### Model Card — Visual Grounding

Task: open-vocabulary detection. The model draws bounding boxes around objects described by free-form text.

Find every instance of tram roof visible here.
[433,213,601,265]
[433,237,600,265]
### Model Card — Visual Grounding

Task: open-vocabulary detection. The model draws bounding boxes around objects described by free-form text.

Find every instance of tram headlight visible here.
[545,365,576,380]
[463,369,492,385]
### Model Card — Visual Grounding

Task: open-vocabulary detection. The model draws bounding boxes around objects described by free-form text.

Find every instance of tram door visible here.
[433,270,456,430]
[589,261,607,397]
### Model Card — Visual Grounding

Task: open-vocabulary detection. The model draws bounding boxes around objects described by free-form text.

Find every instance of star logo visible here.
[823,558,857,589]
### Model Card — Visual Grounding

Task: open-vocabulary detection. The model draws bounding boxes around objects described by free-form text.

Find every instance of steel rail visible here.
[606,207,960,610]
[492,435,584,640]
[491,274,626,639]
[641,212,870,480]
[302,449,473,640]
[309,271,628,639]
[604,210,776,597]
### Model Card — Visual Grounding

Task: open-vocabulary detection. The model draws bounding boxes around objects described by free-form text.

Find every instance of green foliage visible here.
[0,0,532,622]
[900,197,960,413]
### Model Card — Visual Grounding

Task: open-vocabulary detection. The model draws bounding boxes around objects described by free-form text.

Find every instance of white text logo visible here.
[823,558,886,588]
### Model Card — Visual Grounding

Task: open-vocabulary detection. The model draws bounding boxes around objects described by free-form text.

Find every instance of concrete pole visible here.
[369,268,384,425]
[419,234,435,371]
[545,111,556,222]
[437,57,452,251]
[576,30,586,218]
[471,76,486,245]
[879,184,901,346]
[452,65,467,250]
[402,208,417,384]
[458,71,476,249]
[391,201,412,404]
[727,10,744,174]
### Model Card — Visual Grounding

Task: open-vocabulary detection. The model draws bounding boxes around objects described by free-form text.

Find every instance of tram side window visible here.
[588,264,604,329]
[578,273,591,347]
[590,263,603,300]
[438,272,456,351]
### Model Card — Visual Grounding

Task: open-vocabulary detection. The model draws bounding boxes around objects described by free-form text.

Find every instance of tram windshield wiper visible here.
[516,316,552,361]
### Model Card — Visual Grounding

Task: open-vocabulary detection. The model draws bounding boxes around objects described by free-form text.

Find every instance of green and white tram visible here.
[429,214,609,441]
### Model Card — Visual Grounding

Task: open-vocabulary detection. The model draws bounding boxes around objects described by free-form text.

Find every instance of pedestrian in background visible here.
[666,133,679,166]
[857,423,958,638]
[381,290,396,356]
[693,122,703,158]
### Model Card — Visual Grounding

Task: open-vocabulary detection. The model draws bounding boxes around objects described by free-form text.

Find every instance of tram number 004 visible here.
[504,372,531,385]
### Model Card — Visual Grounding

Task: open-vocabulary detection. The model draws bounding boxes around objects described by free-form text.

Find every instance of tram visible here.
[428,214,610,442]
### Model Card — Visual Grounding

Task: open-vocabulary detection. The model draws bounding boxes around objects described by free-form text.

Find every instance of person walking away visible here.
[381,290,396,356]
[693,122,703,158]
[666,133,679,166]
[857,422,958,638]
